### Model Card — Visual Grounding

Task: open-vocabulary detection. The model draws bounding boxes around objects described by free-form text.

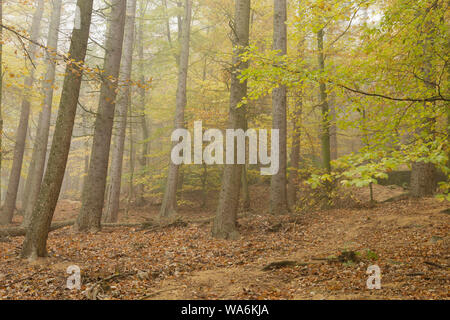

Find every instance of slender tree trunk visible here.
[82,112,90,191]
[287,93,302,208]
[212,0,250,239]
[241,119,250,211]
[241,165,250,211]
[104,0,137,223]
[23,0,63,228]
[159,0,192,218]
[76,0,127,232]
[128,105,135,203]
[136,2,149,206]
[270,0,288,215]
[317,28,331,173]
[0,0,44,225]
[329,93,338,160]
[21,0,94,259]
[201,163,208,208]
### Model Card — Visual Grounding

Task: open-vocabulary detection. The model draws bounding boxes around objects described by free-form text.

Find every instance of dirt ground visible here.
[0,184,448,300]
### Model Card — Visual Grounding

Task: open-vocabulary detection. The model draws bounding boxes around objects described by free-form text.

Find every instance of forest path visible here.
[0,185,448,299]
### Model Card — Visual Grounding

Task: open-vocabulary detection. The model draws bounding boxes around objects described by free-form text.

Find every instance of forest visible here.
[0,0,448,301]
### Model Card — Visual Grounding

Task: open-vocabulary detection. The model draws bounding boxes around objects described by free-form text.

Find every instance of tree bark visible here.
[212,0,250,239]
[135,1,150,206]
[317,28,331,173]
[411,162,436,197]
[159,0,192,218]
[22,0,63,228]
[270,0,289,215]
[329,92,338,160]
[287,93,302,208]
[104,0,137,223]
[76,0,127,232]
[21,0,95,259]
[0,0,44,225]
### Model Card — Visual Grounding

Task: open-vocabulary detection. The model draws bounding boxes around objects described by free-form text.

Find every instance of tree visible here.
[0,0,44,225]
[22,0,63,228]
[76,0,127,232]
[21,0,95,259]
[270,0,289,215]
[159,0,192,218]
[104,0,137,223]
[212,0,251,239]
[135,0,150,207]
[287,93,302,208]
[317,28,331,174]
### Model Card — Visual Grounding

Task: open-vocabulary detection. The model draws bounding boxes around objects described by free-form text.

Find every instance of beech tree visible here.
[76,0,127,232]
[159,0,192,219]
[104,0,138,223]
[22,0,63,228]
[270,0,289,215]
[0,0,44,225]
[21,0,95,259]
[212,0,251,239]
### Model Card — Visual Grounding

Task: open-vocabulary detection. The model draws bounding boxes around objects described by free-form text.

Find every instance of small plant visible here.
[365,249,379,261]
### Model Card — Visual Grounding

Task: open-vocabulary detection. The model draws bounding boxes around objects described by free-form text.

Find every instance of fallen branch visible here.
[262,260,311,271]
[0,220,74,237]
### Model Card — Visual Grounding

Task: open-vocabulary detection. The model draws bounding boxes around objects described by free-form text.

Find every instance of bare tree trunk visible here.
[317,28,331,173]
[104,0,137,223]
[135,1,149,206]
[270,0,288,215]
[329,93,338,160]
[288,94,302,208]
[82,111,90,191]
[241,119,250,211]
[128,105,135,203]
[76,0,127,232]
[241,165,250,211]
[212,0,250,240]
[159,0,192,218]
[23,0,63,228]
[0,0,44,225]
[21,0,94,259]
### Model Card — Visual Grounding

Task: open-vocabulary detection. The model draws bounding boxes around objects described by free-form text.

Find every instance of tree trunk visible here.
[135,2,150,206]
[288,94,302,208]
[329,92,338,160]
[22,0,63,228]
[0,0,44,225]
[21,0,94,259]
[270,0,288,215]
[212,0,250,240]
[159,0,192,218]
[76,0,127,232]
[241,119,250,211]
[104,0,137,223]
[411,162,436,197]
[317,28,331,173]
[241,164,250,211]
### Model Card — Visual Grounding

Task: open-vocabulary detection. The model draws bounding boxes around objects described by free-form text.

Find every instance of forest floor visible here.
[0,184,448,300]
